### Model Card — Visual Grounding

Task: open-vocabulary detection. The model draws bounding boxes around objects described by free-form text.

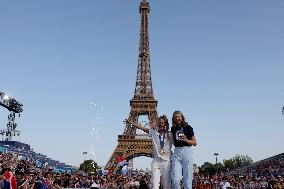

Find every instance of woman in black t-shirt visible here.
[171,111,197,189]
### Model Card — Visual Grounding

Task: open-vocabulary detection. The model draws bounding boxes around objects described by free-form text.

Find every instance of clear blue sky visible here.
[0,0,284,170]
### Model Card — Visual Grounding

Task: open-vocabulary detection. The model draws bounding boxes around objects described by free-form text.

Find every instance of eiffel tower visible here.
[105,0,158,170]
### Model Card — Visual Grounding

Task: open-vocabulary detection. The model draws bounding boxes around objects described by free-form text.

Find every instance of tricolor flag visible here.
[4,170,17,189]
[117,156,128,167]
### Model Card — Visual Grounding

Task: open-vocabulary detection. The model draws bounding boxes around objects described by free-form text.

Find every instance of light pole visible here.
[214,153,219,174]
[83,152,87,173]
[214,153,219,164]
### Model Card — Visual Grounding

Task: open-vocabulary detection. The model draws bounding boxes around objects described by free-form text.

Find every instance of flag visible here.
[4,170,17,189]
[117,156,128,167]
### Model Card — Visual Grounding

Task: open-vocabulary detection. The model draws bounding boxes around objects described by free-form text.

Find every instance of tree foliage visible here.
[223,154,253,171]
[199,154,253,175]
[79,159,100,175]
[198,162,226,176]
[199,162,216,176]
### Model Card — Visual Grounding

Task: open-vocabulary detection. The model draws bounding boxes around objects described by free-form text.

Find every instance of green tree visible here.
[223,159,235,171]
[233,154,253,167]
[198,154,253,175]
[79,159,100,175]
[215,162,226,174]
[199,162,216,176]
[223,154,253,171]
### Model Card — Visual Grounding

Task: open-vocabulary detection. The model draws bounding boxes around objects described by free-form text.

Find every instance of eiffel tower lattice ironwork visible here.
[105,0,158,170]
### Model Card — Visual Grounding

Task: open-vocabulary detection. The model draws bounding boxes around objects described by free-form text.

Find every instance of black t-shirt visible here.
[139,180,148,189]
[171,122,194,147]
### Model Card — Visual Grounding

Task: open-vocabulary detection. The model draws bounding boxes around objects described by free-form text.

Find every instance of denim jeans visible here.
[171,146,193,189]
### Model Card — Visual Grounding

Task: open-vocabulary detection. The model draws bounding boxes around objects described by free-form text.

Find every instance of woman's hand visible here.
[179,135,188,142]
[180,135,197,146]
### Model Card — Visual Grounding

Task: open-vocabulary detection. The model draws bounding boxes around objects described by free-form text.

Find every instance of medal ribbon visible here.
[159,133,165,149]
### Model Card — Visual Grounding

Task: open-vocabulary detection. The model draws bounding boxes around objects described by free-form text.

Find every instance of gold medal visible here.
[159,148,166,155]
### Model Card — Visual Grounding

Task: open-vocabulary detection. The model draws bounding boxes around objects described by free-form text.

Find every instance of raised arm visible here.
[124,119,149,133]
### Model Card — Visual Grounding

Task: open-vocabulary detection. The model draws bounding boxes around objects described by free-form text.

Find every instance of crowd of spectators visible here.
[194,153,284,189]
[0,151,151,189]
[229,153,284,177]
[0,148,283,189]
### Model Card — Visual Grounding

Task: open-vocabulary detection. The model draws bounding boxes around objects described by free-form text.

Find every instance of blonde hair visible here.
[158,115,169,131]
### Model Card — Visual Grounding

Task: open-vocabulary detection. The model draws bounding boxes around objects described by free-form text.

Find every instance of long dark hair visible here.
[172,110,186,127]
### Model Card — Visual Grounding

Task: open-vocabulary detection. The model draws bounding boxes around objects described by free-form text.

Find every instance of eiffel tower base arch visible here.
[105,135,153,170]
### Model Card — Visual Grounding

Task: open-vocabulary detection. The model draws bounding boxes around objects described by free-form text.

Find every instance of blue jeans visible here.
[171,146,193,189]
